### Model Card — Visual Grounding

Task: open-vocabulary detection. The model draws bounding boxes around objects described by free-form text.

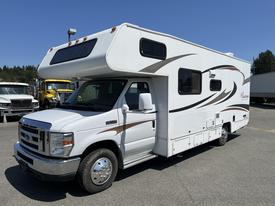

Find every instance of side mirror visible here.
[139,93,153,111]
[122,104,129,114]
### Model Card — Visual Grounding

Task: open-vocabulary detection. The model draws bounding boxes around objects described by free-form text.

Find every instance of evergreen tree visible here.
[0,65,38,83]
[253,50,275,75]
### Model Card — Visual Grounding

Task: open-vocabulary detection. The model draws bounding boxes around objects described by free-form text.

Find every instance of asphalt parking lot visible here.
[1,105,275,206]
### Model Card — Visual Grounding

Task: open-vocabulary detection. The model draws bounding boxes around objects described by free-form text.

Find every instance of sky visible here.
[0,0,274,67]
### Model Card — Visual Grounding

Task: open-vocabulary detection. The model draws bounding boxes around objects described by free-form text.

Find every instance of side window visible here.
[140,38,166,60]
[125,82,150,110]
[210,80,222,91]
[178,68,201,95]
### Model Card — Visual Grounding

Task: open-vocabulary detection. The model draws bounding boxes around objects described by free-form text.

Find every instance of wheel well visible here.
[81,140,123,169]
[223,122,231,133]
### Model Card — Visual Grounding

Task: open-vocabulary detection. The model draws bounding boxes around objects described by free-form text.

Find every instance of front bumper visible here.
[14,142,81,181]
[1,107,39,117]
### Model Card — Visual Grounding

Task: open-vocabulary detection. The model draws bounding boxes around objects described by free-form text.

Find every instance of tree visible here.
[0,65,38,83]
[252,50,275,75]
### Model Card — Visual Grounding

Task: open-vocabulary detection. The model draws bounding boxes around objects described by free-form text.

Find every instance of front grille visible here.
[11,99,32,109]
[21,139,39,150]
[19,123,48,155]
[21,125,39,134]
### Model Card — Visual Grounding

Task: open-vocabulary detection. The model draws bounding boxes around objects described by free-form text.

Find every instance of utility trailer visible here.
[250,71,275,103]
[14,23,251,193]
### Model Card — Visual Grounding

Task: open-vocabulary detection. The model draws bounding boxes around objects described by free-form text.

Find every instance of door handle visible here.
[106,120,117,125]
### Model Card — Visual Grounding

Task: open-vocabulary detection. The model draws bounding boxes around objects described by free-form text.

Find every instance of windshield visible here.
[0,85,29,95]
[46,82,71,90]
[60,79,127,112]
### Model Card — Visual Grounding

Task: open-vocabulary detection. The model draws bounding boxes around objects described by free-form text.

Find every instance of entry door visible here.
[120,82,156,162]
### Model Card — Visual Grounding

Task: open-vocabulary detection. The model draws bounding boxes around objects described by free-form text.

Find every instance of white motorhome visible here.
[14,23,250,193]
[250,71,275,103]
[0,82,39,120]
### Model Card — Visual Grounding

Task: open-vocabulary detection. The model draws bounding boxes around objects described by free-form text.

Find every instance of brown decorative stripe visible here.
[229,104,249,111]
[221,104,250,112]
[216,82,237,105]
[140,53,196,73]
[99,120,152,135]
[221,108,248,112]
[198,89,231,108]
[202,65,239,74]
[169,93,216,113]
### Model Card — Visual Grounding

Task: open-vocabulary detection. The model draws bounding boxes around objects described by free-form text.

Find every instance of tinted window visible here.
[50,39,97,65]
[46,82,71,90]
[125,82,150,110]
[0,85,29,95]
[62,80,126,112]
[140,38,166,60]
[178,68,201,95]
[210,80,222,91]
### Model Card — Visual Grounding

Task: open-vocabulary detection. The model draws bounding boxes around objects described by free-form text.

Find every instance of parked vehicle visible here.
[0,82,39,120]
[38,79,74,108]
[14,23,250,193]
[250,71,275,103]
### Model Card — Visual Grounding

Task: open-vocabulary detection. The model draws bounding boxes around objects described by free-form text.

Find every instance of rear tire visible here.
[216,126,229,146]
[77,148,118,194]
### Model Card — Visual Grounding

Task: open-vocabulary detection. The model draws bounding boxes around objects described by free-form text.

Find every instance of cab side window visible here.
[125,82,150,110]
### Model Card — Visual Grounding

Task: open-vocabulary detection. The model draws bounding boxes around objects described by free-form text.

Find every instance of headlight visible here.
[49,97,57,103]
[49,132,74,157]
[0,103,10,107]
[32,102,39,107]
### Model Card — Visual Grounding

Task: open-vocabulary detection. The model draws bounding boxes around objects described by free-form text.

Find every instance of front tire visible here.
[77,148,118,194]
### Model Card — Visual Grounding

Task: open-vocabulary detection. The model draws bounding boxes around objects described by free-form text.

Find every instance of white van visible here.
[0,82,39,120]
[14,23,250,193]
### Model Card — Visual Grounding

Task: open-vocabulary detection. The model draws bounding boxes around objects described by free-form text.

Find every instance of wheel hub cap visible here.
[90,157,113,185]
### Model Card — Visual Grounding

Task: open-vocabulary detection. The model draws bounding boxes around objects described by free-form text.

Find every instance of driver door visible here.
[119,81,156,163]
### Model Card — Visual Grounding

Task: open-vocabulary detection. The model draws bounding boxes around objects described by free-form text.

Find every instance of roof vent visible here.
[225,52,234,57]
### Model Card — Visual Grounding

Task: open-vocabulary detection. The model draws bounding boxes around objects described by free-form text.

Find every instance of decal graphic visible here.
[199,89,231,108]
[140,54,196,73]
[202,65,250,85]
[216,82,237,105]
[99,120,152,135]
[221,104,249,112]
[169,93,216,113]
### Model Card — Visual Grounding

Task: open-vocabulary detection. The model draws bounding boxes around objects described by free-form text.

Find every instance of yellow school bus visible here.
[39,79,74,108]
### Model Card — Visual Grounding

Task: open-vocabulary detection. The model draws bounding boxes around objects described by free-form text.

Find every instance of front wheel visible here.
[216,126,229,146]
[77,148,118,194]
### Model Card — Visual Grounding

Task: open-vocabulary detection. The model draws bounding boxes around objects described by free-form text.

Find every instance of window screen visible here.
[178,68,201,95]
[140,38,166,60]
[50,39,97,65]
[125,82,150,110]
[210,80,222,91]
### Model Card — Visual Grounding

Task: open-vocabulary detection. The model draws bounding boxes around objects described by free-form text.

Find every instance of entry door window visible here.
[125,82,150,110]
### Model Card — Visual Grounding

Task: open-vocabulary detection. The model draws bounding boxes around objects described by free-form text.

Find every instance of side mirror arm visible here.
[122,104,129,114]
